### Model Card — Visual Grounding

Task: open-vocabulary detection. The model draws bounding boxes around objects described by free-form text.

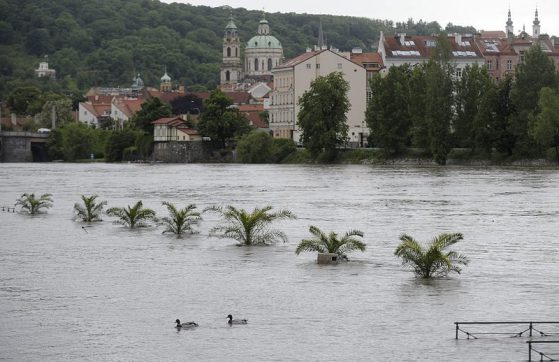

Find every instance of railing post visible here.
[456,323,459,339]
[530,322,533,337]
[528,341,532,362]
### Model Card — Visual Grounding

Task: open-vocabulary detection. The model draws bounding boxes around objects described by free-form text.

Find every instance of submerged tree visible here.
[106,201,156,229]
[206,205,296,246]
[15,193,53,214]
[160,201,201,237]
[74,194,107,222]
[529,87,559,165]
[295,226,366,260]
[297,72,350,159]
[394,233,468,278]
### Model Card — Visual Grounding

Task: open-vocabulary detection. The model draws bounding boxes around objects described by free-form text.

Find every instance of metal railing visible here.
[1,206,15,212]
[455,321,559,340]
[527,341,559,361]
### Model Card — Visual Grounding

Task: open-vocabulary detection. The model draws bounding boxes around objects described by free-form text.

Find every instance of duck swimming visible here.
[175,319,198,329]
[227,314,247,325]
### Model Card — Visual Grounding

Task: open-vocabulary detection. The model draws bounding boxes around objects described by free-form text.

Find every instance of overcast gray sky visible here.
[163,0,559,36]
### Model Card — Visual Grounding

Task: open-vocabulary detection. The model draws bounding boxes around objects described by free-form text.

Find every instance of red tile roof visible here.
[480,31,507,39]
[277,50,323,69]
[152,117,186,126]
[350,52,384,68]
[81,102,111,118]
[193,91,252,105]
[113,99,145,118]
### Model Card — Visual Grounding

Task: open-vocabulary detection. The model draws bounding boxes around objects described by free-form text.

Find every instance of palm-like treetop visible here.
[15,193,53,214]
[106,200,156,229]
[295,225,366,259]
[394,233,469,278]
[74,195,107,222]
[160,201,201,237]
[206,205,296,246]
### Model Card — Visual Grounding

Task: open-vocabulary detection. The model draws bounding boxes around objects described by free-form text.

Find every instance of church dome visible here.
[161,71,171,82]
[246,34,282,49]
[246,18,282,49]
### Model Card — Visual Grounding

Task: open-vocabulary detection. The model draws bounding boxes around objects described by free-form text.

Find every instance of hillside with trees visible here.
[0,0,465,101]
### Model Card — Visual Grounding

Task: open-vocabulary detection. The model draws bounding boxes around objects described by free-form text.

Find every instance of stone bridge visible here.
[0,131,50,162]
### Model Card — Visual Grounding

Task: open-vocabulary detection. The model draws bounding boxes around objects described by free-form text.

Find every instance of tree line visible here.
[366,37,559,164]
[0,0,473,100]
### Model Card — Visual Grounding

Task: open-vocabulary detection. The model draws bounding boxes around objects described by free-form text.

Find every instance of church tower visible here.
[506,8,514,37]
[532,8,541,38]
[220,13,242,88]
[160,68,172,92]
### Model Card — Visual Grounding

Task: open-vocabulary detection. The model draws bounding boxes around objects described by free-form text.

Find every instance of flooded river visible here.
[1,163,558,361]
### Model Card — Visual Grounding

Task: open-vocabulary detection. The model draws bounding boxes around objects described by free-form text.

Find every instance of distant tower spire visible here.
[533,7,541,38]
[317,20,325,50]
[506,8,514,36]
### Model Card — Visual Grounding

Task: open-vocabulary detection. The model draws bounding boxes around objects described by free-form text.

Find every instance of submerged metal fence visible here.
[527,341,559,362]
[455,321,559,340]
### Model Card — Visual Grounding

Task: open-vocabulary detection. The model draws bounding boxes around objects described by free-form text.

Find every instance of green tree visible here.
[206,205,296,246]
[493,77,516,157]
[61,122,97,161]
[529,87,559,165]
[408,64,430,148]
[197,89,250,144]
[271,138,296,162]
[297,72,350,159]
[74,195,107,222]
[15,193,53,214]
[236,130,273,163]
[510,45,559,157]
[472,85,498,156]
[394,233,468,278]
[105,128,137,162]
[6,86,41,115]
[295,226,365,260]
[132,97,171,134]
[36,97,73,128]
[160,201,202,237]
[454,64,494,149]
[366,66,411,154]
[106,201,156,229]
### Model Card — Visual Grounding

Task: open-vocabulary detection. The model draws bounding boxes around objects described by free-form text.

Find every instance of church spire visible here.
[506,8,514,36]
[533,7,541,38]
[317,20,325,50]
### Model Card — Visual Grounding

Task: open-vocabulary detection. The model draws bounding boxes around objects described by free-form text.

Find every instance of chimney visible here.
[399,33,406,45]
[455,33,462,44]
[306,47,311,52]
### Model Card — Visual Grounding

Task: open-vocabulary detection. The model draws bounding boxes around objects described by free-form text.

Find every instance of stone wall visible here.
[153,141,228,163]
[0,132,48,162]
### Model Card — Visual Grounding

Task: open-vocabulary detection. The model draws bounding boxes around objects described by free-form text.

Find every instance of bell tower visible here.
[220,12,242,88]
[532,8,541,38]
[506,8,514,37]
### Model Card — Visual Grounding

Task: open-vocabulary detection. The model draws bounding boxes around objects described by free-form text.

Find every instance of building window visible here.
[268,58,273,71]
[225,71,230,81]
[337,63,342,69]
[316,64,320,69]
[227,47,231,57]
[254,58,259,71]
[306,63,311,69]
[456,68,462,77]
[506,60,512,71]
[486,60,493,70]
[520,51,525,63]
[366,91,373,102]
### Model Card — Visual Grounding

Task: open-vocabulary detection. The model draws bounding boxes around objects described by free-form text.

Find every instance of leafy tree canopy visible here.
[297,72,350,159]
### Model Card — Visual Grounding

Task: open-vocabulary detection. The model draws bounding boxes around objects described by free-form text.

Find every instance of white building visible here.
[35,61,56,79]
[269,49,367,147]
[378,32,485,77]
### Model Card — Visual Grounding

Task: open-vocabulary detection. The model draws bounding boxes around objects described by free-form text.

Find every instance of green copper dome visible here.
[246,35,282,49]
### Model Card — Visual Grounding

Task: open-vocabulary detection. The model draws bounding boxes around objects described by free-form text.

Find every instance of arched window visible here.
[254,58,259,71]
[225,70,230,81]
[268,58,272,70]
[235,48,238,57]
[227,47,231,57]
